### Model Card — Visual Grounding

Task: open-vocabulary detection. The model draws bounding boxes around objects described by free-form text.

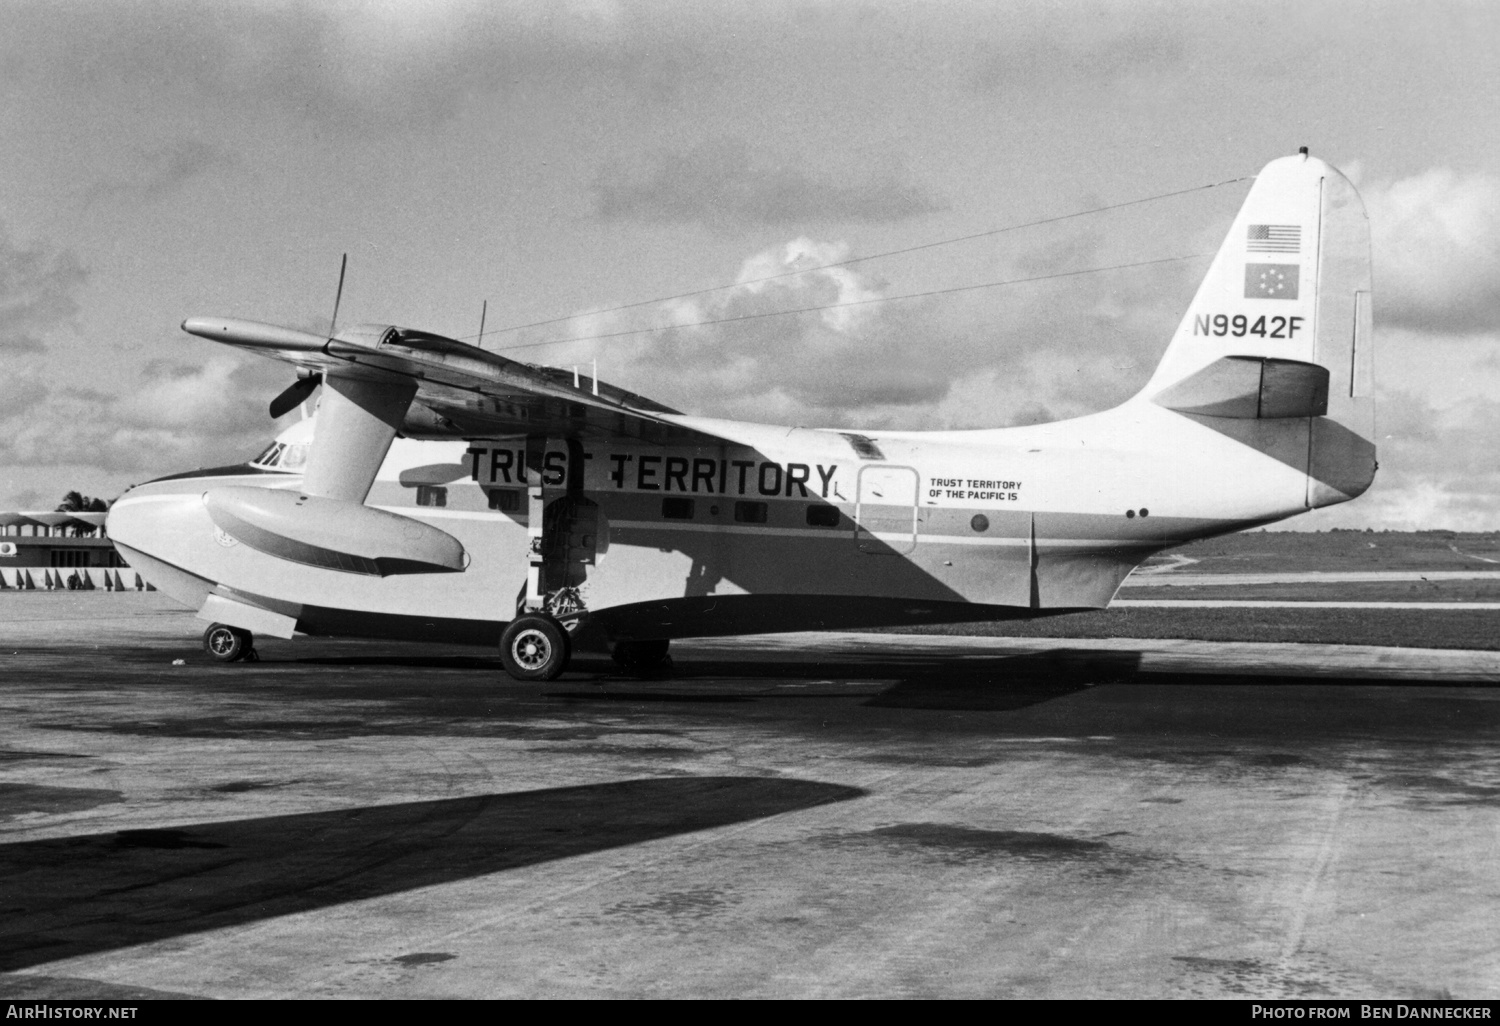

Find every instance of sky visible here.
[1,0,1498,529]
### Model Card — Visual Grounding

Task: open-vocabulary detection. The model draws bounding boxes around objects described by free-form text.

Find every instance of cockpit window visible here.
[249,441,305,471]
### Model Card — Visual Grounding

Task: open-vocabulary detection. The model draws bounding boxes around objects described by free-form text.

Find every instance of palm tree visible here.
[55,492,109,535]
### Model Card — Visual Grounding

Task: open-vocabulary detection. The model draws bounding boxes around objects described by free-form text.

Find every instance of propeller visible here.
[266,253,346,419]
[269,371,322,418]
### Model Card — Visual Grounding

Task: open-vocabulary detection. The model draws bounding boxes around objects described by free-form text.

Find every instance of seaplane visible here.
[107,151,1376,680]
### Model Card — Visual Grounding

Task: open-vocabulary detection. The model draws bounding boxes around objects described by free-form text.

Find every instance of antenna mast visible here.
[328,253,348,339]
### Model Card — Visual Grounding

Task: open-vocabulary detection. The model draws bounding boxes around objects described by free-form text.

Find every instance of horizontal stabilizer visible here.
[1153,356,1329,419]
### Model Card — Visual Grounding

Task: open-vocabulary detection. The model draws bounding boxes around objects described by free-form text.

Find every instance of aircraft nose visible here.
[104,492,177,558]
[106,490,219,611]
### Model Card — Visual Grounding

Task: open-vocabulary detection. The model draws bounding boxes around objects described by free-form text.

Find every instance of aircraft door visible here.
[855,465,919,555]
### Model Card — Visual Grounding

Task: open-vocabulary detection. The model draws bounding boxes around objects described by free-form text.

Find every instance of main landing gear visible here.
[203,622,258,662]
[500,614,571,682]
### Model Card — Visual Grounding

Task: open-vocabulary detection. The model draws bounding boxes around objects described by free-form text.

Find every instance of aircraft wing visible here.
[182,317,729,446]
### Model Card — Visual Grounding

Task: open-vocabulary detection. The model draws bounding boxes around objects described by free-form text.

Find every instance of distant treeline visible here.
[1298,528,1497,536]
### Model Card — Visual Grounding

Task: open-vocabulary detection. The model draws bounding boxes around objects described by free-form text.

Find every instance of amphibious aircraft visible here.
[107,151,1376,680]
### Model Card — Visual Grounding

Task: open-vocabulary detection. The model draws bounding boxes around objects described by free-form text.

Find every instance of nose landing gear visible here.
[203,622,258,662]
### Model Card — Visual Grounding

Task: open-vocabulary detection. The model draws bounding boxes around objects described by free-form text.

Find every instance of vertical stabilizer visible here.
[1139,151,1376,507]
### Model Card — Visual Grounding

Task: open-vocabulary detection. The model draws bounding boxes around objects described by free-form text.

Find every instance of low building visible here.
[0,512,144,590]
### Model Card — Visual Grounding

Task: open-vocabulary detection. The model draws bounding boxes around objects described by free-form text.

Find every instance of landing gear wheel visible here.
[500,614,571,681]
[611,639,670,673]
[203,623,254,663]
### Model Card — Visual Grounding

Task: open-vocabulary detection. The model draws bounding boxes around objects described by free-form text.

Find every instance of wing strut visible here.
[301,375,418,503]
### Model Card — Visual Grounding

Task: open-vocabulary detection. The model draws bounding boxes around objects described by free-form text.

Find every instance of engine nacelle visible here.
[203,486,466,576]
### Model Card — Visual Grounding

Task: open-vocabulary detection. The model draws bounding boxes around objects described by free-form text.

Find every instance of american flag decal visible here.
[1247,224,1301,253]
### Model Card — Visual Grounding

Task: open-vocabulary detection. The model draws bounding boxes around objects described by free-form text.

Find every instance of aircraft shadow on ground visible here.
[863,649,1144,711]
[241,644,1148,712]
[551,649,1147,712]
[0,775,863,973]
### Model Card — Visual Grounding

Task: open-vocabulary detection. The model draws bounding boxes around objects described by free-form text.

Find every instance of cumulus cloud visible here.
[1362,167,1500,334]
[0,224,86,354]
[509,227,1202,431]
[527,238,950,426]
[1305,385,1500,531]
[0,355,294,479]
[594,139,943,228]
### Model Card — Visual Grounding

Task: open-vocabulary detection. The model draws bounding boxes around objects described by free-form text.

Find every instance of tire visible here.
[203,623,254,662]
[500,614,571,681]
[611,639,670,673]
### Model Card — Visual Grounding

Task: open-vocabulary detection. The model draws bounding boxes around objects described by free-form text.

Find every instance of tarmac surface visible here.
[1113,599,1500,609]
[1123,571,1500,586]
[2,593,1498,1000]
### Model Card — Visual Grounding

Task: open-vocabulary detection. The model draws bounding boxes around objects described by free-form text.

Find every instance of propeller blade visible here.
[269,374,322,419]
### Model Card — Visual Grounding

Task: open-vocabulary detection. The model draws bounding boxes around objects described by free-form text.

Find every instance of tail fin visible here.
[1139,150,1376,507]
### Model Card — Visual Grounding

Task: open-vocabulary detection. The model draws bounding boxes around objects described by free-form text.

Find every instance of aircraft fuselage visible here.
[108,398,1306,646]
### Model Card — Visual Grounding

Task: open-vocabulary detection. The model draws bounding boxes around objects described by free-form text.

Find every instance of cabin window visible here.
[416,485,448,508]
[487,489,521,512]
[661,497,695,520]
[806,504,840,527]
[733,501,768,524]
